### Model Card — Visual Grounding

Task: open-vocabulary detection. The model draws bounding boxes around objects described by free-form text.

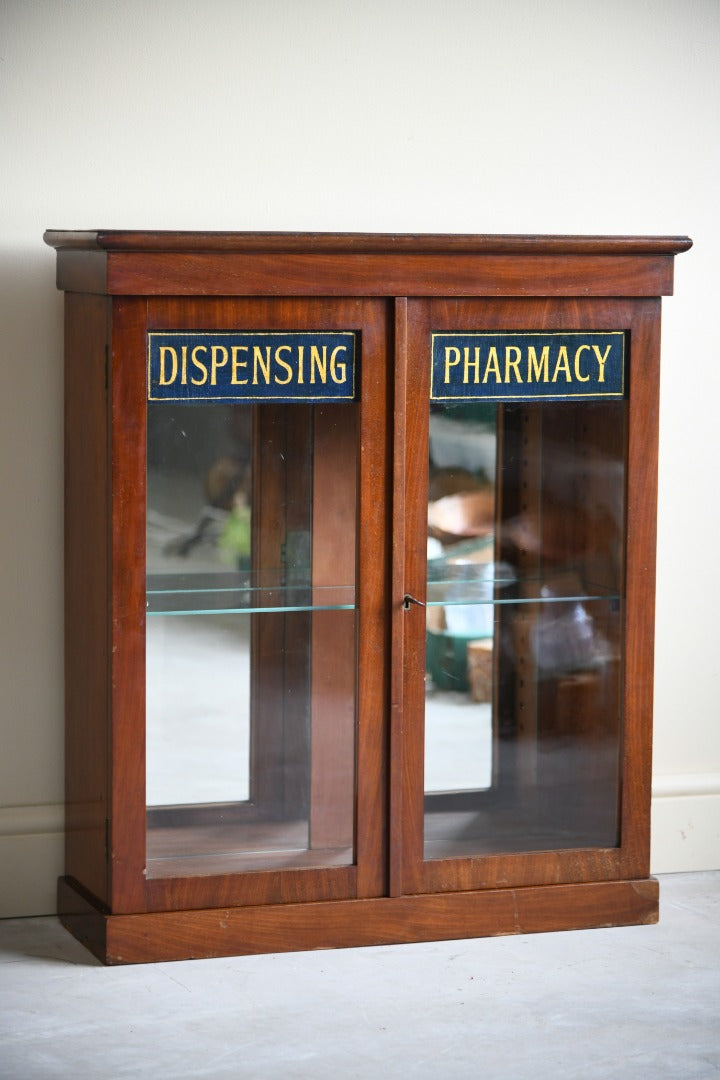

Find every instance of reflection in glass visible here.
[425,404,497,795]
[146,401,357,877]
[146,615,250,806]
[424,401,626,858]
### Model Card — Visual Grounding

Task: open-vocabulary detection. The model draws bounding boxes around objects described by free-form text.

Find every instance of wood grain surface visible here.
[52,232,687,963]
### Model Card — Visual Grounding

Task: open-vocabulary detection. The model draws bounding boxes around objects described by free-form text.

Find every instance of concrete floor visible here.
[0,872,718,1079]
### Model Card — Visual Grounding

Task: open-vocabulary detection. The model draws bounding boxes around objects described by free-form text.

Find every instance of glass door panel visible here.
[423,399,626,859]
[146,399,357,878]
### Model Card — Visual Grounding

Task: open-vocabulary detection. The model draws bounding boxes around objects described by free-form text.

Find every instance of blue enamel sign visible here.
[431,332,625,402]
[148,331,357,403]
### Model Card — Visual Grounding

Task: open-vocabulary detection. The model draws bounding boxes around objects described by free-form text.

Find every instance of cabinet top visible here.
[44,230,692,255]
[43,231,692,298]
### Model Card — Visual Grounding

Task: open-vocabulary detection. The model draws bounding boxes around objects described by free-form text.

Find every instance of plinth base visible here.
[58,875,659,966]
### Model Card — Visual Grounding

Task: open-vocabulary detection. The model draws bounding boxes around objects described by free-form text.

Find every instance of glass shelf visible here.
[425,563,620,608]
[146,571,355,616]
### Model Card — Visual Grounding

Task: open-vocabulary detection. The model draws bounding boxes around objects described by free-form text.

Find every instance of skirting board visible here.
[651,785,720,873]
[58,876,659,966]
[0,822,63,919]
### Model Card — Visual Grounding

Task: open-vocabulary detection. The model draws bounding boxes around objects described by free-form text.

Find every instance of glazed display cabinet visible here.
[45,230,691,964]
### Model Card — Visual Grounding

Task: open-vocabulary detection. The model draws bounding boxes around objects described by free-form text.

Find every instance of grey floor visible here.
[0,872,718,1079]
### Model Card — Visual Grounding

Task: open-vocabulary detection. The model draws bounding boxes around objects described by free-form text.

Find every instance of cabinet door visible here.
[109,297,390,913]
[394,298,659,896]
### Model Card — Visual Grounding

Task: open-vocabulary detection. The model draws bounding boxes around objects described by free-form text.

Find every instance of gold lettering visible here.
[253,345,271,385]
[330,345,347,384]
[158,346,178,386]
[464,346,481,384]
[483,346,501,383]
[180,345,188,385]
[210,345,228,386]
[527,345,549,382]
[190,345,208,385]
[504,346,522,383]
[274,344,293,385]
[574,344,591,382]
[552,346,571,383]
[592,343,612,383]
[310,345,327,384]
[444,346,461,384]
[231,345,249,384]
[297,344,304,384]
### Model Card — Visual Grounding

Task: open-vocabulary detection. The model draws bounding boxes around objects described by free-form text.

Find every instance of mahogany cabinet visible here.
[45,230,691,964]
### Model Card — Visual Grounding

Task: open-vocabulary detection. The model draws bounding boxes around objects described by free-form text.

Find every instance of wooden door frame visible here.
[397,297,660,896]
[108,296,391,914]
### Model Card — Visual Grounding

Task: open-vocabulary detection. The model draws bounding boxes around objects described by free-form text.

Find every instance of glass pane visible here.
[425,402,497,795]
[424,401,625,858]
[146,401,357,877]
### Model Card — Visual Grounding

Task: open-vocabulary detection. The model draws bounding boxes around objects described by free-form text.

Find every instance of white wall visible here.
[1,0,718,917]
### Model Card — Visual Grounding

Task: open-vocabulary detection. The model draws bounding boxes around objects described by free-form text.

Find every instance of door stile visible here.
[618,299,661,878]
[355,299,393,897]
[398,300,433,895]
[389,298,408,898]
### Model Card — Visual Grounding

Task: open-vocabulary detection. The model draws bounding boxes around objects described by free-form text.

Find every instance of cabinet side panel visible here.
[64,293,111,904]
[110,298,149,913]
